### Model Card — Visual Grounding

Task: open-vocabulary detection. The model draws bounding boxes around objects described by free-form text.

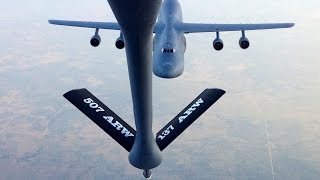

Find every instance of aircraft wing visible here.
[48,20,121,30]
[181,23,294,33]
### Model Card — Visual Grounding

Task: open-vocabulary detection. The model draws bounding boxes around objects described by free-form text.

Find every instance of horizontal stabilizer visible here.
[64,88,136,151]
[156,89,225,150]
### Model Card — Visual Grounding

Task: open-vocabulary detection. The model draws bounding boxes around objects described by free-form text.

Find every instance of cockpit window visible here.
[161,48,176,53]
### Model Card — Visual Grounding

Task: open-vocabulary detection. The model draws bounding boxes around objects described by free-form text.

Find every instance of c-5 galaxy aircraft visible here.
[50,0,293,178]
[50,0,293,79]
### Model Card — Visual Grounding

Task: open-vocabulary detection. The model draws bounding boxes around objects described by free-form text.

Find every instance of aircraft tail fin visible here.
[64,88,136,152]
[156,89,225,151]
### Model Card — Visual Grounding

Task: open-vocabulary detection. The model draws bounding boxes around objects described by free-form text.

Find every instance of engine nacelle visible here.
[213,38,224,51]
[239,37,250,49]
[90,35,101,47]
[115,37,125,49]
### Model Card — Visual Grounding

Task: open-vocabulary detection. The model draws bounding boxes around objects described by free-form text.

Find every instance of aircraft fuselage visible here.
[153,0,186,78]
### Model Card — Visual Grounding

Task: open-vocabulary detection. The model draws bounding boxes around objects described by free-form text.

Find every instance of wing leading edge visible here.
[48,20,294,34]
[181,23,294,33]
[48,20,121,30]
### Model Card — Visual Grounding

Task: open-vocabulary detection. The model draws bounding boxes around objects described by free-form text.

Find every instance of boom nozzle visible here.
[143,169,152,179]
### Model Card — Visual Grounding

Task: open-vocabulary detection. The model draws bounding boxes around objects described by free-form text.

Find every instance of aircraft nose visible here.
[153,55,184,78]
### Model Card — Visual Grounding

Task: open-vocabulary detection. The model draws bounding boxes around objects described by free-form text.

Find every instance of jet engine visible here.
[239,31,250,49]
[115,32,125,49]
[213,38,224,51]
[213,32,223,51]
[239,37,250,49]
[90,35,101,47]
[90,28,101,47]
[115,37,125,49]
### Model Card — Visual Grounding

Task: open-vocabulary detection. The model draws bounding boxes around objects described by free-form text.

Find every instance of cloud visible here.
[226,63,249,72]
[86,76,104,86]
[0,50,66,72]
[38,52,65,65]
[0,90,32,116]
